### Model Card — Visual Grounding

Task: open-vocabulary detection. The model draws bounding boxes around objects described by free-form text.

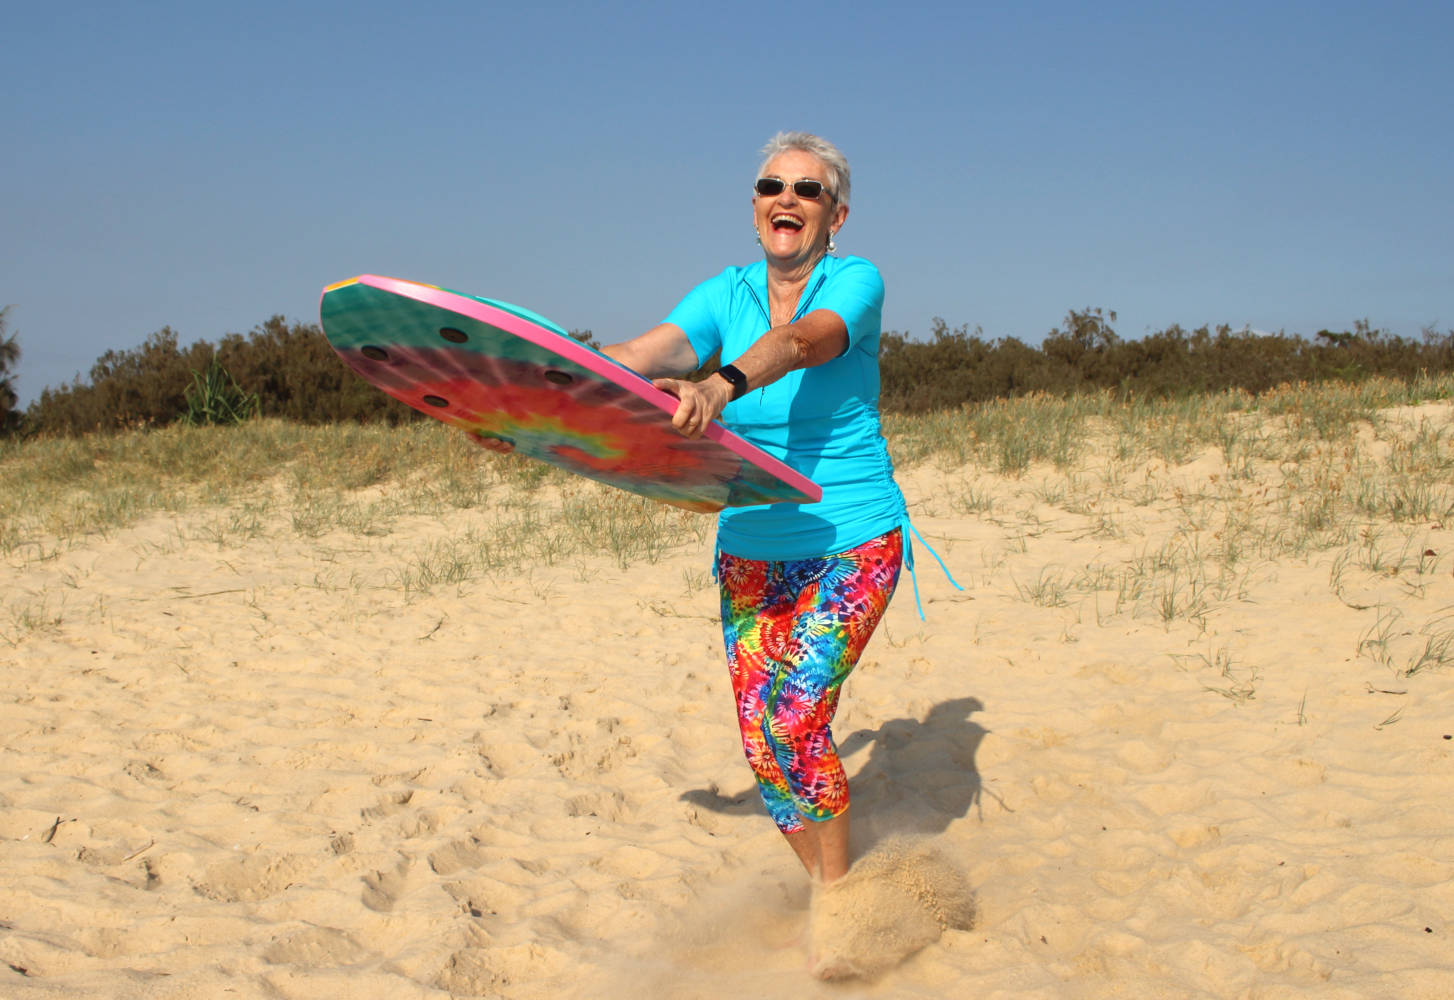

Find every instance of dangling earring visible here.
[826,230,837,254]
[754,228,762,246]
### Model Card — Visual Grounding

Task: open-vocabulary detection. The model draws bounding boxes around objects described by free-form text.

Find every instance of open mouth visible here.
[771,214,804,232]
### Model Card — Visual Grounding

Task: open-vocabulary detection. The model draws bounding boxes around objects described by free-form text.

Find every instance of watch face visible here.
[718,365,747,400]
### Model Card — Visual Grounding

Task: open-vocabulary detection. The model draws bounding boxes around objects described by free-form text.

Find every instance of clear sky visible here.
[4,0,1450,406]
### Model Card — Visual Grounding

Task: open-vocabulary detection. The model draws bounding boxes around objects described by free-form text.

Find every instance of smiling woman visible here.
[752,147,849,290]
[593,132,957,915]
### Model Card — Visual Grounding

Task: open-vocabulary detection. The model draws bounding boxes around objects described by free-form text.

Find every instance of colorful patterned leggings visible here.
[716,529,903,833]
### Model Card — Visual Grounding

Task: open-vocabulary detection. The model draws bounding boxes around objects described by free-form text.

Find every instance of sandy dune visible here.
[3,427,1453,998]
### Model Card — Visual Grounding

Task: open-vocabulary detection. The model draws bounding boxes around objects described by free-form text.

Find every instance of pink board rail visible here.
[319,275,822,513]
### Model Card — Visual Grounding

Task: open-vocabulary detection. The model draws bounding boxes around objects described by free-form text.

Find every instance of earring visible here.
[754,228,762,246]
[826,231,837,253]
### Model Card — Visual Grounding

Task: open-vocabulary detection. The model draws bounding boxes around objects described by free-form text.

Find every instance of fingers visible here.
[654,378,710,439]
[673,402,704,438]
[652,377,686,400]
[655,375,736,439]
[470,433,515,454]
[674,394,701,436]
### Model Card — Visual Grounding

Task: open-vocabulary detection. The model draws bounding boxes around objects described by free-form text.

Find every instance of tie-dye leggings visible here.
[716,529,902,833]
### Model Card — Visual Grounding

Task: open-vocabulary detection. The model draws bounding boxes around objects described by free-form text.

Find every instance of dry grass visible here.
[884,374,1454,679]
[4,375,1454,667]
[0,420,709,603]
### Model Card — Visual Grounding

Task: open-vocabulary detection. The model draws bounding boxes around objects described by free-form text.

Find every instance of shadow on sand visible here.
[680,696,989,853]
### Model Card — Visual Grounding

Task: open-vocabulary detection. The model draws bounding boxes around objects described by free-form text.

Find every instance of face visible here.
[752,149,849,268]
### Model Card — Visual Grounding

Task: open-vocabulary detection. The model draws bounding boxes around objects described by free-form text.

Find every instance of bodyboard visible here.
[319,275,822,513]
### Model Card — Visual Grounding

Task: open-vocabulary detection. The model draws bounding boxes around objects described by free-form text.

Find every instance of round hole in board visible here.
[439,327,468,344]
[361,346,389,361]
[544,370,574,386]
[423,395,450,408]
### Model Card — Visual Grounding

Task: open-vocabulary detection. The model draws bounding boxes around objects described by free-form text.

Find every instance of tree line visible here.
[878,310,1454,413]
[1,306,1451,436]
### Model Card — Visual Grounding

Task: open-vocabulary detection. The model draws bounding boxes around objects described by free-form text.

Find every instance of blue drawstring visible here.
[901,515,963,620]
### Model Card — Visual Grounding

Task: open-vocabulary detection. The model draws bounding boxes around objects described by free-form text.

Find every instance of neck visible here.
[764,250,822,292]
[764,253,821,326]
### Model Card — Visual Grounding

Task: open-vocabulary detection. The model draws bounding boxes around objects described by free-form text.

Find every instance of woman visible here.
[599,132,924,885]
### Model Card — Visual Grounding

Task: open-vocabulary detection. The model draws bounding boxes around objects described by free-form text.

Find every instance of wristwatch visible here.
[715,363,749,401]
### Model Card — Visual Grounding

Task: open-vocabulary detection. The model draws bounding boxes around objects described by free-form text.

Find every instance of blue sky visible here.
[4,0,1450,406]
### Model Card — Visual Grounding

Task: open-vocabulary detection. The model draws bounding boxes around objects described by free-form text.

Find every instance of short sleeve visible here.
[816,257,884,353]
[663,269,731,367]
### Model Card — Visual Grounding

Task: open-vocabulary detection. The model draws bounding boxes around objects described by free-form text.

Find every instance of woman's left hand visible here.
[653,374,733,439]
[469,434,515,454]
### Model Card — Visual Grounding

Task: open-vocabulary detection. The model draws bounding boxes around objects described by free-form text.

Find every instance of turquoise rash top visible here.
[664,254,960,613]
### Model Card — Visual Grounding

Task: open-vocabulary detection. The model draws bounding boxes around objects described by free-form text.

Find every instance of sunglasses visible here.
[754,176,831,200]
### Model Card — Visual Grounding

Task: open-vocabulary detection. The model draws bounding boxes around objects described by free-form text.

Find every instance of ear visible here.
[832,201,849,230]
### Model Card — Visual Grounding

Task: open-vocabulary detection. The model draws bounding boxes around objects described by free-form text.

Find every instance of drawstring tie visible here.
[900,514,962,619]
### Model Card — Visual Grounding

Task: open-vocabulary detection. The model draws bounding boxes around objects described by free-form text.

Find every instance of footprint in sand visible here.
[360,854,411,912]
[428,835,490,876]
[263,925,370,966]
[195,852,316,903]
[360,789,414,822]
[808,836,975,980]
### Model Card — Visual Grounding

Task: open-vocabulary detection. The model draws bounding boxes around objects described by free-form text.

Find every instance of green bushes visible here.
[214,316,415,424]
[15,308,1454,437]
[880,311,1454,413]
[25,318,417,435]
[0,308,20,435]
[27,328,213,434]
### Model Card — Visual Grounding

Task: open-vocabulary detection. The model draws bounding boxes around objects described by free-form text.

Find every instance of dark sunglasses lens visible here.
[755,178,785,196]
[793,180,824,199]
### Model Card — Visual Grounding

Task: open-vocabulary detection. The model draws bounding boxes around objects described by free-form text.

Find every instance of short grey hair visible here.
[756,131,851,207]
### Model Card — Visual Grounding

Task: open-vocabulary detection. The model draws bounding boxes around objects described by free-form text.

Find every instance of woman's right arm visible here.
[600,323,699,378]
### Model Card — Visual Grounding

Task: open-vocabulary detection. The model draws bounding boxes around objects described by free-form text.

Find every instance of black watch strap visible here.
[715,363,749,401]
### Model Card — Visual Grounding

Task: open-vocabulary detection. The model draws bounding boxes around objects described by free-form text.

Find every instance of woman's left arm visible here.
[652,308,848,439]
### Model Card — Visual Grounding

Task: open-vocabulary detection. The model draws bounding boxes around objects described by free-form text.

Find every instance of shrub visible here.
[182,359,260,426]
[215,316,416,424]
[0,307,19,435]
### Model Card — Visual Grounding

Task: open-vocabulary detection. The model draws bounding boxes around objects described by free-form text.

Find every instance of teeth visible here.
[771,214,803,229]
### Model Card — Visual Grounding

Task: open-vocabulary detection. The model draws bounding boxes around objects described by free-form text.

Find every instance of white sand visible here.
[3,435,1453,998]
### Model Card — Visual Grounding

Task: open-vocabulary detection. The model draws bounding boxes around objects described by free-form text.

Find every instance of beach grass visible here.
[4,375,1453,650]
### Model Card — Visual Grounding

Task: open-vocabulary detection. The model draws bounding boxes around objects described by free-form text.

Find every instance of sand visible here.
[3,432,1454,999]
